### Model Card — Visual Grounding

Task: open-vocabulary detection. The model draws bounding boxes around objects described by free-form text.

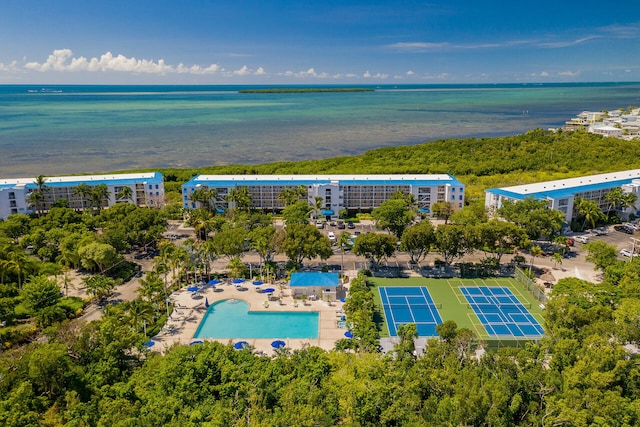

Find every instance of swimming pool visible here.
[193,299,319,339]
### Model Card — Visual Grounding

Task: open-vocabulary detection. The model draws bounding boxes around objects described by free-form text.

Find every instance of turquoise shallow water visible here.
[193,299,319,339]
[1,83,639,177]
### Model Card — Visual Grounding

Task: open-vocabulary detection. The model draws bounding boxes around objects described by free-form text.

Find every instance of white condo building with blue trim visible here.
[485,169,640,223]
[0,172,164,220]
[182,174,465,218]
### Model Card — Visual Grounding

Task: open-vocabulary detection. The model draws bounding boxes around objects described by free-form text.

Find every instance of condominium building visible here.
[182,174,465,218]
[0,172,165,220]
[485,169,640,223]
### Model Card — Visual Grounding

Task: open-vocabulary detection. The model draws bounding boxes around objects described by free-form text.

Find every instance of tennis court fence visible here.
[514,267,548,304]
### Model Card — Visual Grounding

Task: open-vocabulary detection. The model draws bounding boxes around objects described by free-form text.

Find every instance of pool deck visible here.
[150,281,348,356]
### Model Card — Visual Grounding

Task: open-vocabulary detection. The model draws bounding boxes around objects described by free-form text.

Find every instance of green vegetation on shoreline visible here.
[238,87,374,93]
[150,129,640,203]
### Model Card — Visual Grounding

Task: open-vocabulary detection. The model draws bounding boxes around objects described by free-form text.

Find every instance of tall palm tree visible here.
[73,183,92,211]
[90,184,111,214]
[574,197,603,230]
[338,232,351,272]
[313,196,324,219]
[126,300,155,336]
[116,186,134,204]
[228,187,253,212]
[529,245,543,274]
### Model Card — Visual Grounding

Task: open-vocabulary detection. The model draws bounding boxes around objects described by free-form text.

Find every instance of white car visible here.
[574,235,590,244]
[327,231,336,242]
[620,249,638,258]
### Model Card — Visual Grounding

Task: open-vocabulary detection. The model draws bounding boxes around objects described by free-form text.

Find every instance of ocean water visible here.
[1,83,639,177]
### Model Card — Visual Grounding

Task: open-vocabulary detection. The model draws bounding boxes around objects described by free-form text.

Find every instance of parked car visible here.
[327,231,336,242]
[620,248,639,258]
[315,220,324,229]
[574,235,590,244]
[625,222,640,231]
[347,221,355,229]
[337,221,346,229]
[593,227,608,236]
[614,225,634,234]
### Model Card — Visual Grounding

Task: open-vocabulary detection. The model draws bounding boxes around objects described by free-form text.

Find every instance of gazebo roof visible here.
[290,272,339,288]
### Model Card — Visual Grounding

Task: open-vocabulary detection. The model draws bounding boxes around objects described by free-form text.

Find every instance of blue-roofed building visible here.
[485,169,640,223]
[290,272,340,301]
[182,174,465,218]
[0,172,164,219]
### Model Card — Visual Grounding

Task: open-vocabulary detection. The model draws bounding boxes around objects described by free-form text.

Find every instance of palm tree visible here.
[190,187,218,212]
[126,300,154,337]
[529,245,543,274]
[90,184,111,214]
[73,183,92,211]
[313,196,324,219]
[338,232,351,272]
[116,186,134,204]
[228,187,252,212]
[604,188,625,216]
[30,175,49,216]
[574,197,603,230]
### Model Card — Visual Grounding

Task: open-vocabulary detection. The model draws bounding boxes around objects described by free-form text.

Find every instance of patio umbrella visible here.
[271,340,286,349]
[252,280,264,286]
[205,298,209,308]
[233,278,245,284]
[143,340,155,348]
[344,331,354,338]
[208,279,220,286]
[339,298,346,303]
[234,341,249,350]
[189,340,204,346]
[263,287,275,294]
[187,285,200,292]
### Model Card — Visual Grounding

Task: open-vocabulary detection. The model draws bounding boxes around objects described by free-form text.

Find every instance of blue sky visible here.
[1,0,638,84]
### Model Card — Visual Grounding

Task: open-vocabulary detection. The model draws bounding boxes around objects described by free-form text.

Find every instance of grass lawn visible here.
[368,276,545,341]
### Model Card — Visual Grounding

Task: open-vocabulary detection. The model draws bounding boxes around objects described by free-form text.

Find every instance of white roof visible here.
[493,169,640,195]
[0,172,158,186]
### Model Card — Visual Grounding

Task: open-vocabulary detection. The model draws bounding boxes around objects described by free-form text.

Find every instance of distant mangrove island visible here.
[238,88,375,94]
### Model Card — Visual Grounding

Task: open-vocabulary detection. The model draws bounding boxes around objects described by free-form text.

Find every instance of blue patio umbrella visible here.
[187,285,200,292]
[234,341,249,350]
[208,279,220,286]
[339,298,346,303]
[271,340,286,349]
[263,287,275,294]
[205,298,209,308]
[233,278,245,284]
[344,331,354,338]
[252,280,264,286]
[189,340,204,346]
[144,340,155,348]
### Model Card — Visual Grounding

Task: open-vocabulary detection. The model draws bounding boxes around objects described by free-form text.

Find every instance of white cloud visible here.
[386,40,530,52]
[362,71,388,79]
[540,71,549,77]
[539,36,599,48]
[254,67,266,75]
[278,68,329,79]
[406,70,414,76]
[558,70,578,77]
[232,65,250,76]
[23,49,222,75]
[0,60,19,72]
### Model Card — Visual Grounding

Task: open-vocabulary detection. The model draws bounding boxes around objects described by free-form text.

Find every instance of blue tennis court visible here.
[379,287,442,337]
[461,286,544,338]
